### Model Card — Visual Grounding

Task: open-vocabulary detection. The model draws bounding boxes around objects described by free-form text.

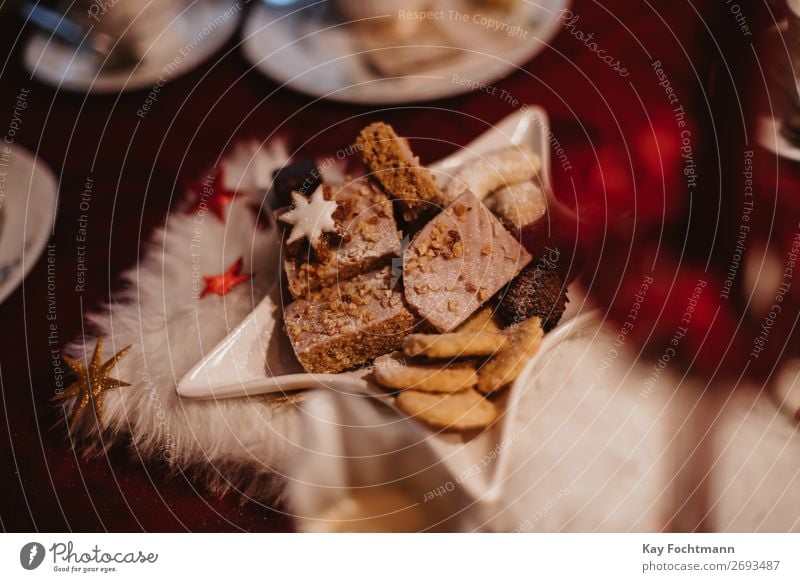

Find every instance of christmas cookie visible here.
[455,306,503,334]
[403,191,532,332]
[485,180,547,232]
[477,316,544,394]
[395,388,498,431]
[373,352,477,393]
[279,184,339,248]
[444,146,540,202]
[402,332,506,359]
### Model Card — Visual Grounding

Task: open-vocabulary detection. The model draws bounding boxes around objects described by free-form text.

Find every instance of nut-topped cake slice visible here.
[282,178,402,299]
[403,191,532,332]
[283,266,417,374]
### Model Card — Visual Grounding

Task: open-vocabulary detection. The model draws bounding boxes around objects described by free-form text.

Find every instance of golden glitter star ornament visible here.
[51,337,132,433]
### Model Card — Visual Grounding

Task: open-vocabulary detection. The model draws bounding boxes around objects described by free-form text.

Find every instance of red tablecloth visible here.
[0,0,787,531]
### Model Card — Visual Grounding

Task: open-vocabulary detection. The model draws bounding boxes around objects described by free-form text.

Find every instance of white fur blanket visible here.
[62,141,306,501]
[60,140,800,531]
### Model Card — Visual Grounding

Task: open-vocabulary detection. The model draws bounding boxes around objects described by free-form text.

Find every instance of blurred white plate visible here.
[241,0,568,104]
[23,0,240,93]
[0,145,58,305]
[178,106,555,400]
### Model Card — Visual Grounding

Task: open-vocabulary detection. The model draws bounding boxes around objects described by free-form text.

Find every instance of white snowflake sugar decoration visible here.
[279,185,338,247]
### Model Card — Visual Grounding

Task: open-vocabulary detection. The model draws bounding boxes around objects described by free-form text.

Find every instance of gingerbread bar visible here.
[283,178,402,299]
[356,122,444,224]
[283,266,417,373]
[403,191,532,332]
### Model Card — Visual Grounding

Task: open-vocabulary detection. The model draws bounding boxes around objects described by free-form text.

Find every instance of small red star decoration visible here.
[200,257,252,298]
[186,166,236,222]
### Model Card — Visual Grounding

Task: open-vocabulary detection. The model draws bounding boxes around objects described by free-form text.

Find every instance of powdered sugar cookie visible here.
[444,146,541,202]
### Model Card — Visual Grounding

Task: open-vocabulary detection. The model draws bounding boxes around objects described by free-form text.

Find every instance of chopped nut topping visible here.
[283,177,401,299]
[403,191,532,332]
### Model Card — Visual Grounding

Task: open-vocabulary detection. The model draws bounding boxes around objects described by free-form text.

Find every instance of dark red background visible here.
[0,1,790,531]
